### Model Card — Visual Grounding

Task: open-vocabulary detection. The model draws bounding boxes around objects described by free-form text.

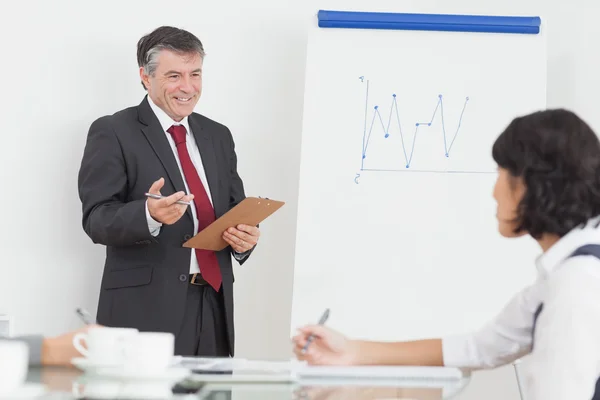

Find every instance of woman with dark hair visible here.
[293,109,600,399]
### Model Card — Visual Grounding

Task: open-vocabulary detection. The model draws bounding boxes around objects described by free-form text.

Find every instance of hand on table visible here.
[41,324,101,367]
[292,325,357,366]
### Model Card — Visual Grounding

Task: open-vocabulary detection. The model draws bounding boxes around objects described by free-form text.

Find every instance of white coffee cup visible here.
[72,327,138,366]
[0,340,29,396]
[122,332,175,373]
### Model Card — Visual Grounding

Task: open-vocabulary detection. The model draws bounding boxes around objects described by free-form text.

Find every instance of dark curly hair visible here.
[492,108,600,238]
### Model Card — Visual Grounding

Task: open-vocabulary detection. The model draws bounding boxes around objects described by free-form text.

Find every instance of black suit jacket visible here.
[77,96,251,355]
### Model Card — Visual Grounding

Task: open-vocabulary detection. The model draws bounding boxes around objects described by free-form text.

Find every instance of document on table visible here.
[181,358,299,383]
[295,365,469,393]
[175,357,467,384]
[295,365,466,381]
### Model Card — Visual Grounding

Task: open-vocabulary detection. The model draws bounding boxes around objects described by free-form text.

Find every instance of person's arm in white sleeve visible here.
[293,284,539,368]
[523,270,600,400]
[442,284,537,370]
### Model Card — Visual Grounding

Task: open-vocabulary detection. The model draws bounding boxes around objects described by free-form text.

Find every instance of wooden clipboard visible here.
[183,197,285,251]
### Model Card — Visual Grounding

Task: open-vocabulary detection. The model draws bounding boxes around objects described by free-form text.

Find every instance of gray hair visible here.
[137,26,205,89]
[142,44,205,77]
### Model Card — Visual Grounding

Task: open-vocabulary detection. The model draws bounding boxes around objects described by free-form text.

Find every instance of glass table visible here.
[20,366,473,400]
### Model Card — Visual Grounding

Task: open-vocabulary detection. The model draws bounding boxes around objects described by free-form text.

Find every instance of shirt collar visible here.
[535,215,600,278]
[147,95,192,135]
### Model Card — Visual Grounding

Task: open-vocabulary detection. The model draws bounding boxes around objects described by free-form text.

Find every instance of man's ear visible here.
[139,67,150,91]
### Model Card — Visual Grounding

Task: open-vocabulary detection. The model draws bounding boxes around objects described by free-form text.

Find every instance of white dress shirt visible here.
[442,216,600,400]
[144,97,243,274]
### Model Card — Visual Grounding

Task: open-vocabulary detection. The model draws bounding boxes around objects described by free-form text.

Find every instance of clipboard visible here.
[183,197,285,251]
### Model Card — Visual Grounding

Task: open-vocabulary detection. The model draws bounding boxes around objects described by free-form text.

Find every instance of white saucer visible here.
[72,357,122,373]
[93,366,190,382]
[0,383,46,399]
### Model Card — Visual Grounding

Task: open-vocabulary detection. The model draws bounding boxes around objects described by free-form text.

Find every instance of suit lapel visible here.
[138,97,193,221]
[189,115,222,217]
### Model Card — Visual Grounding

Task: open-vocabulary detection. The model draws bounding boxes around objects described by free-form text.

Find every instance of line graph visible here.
[352,77,499,184]
[360,77,469,170]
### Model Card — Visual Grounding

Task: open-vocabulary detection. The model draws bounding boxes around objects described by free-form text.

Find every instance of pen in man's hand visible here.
[302,308,330,354]
[145,192,191,206]
[75,308,96,325]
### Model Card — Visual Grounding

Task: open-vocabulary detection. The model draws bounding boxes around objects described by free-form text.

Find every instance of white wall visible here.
[0,0,599,365]
[0,0,309,361]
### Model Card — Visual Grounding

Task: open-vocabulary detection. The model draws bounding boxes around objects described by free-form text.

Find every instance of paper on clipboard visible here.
[183,197,285,251]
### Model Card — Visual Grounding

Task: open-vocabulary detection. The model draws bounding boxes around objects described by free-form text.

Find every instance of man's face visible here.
[140,49,202,122]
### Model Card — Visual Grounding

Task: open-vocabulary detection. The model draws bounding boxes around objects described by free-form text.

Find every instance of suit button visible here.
[179,274,188,282]
[183,234,191,241]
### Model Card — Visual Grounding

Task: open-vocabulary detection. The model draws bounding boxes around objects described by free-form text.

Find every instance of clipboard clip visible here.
[258,196,270,200]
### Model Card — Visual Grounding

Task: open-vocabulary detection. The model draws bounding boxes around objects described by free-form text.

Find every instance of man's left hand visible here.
[223,224,260,253]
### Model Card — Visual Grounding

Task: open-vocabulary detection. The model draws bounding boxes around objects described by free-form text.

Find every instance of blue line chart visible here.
[360,78,469,171]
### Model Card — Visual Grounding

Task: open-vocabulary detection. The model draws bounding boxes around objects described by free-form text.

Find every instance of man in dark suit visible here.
[77,26,260,357]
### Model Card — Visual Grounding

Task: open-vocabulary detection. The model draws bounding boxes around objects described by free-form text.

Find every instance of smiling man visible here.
[77,26,259,357]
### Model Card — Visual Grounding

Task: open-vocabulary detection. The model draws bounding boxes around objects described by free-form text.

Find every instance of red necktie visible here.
[167,124,222,291]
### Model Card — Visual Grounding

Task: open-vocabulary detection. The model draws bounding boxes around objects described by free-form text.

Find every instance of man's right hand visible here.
[147,177,194,225]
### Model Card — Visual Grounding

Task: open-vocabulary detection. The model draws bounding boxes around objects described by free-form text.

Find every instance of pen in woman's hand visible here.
[302,308,330,353]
